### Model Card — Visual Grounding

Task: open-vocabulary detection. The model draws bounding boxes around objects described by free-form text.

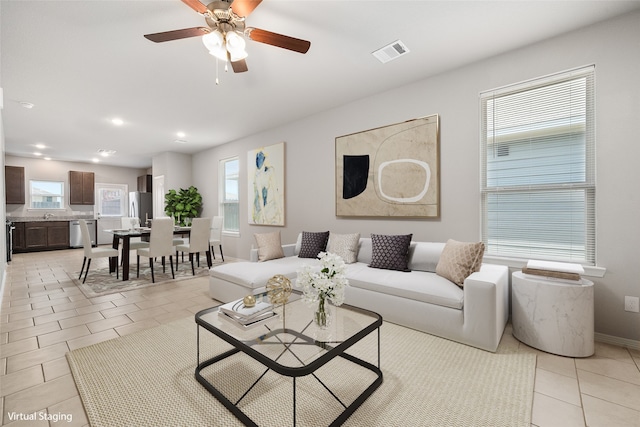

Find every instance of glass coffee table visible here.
[195,291,383,426]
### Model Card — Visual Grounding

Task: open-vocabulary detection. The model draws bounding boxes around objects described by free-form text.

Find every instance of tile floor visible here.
[1,249,639,426]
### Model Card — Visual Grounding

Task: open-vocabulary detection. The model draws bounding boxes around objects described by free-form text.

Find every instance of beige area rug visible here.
[67,317,536,427]
[69,262,216,298]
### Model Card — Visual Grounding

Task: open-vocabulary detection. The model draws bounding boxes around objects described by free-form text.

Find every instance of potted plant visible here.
[164,186,203,226]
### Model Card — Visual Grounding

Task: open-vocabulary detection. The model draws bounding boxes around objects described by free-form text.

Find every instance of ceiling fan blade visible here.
[245,28,310,54]
[231,59,249,73]
[144,27,210,43]
[231,0,263,18]
[181,0,208,14]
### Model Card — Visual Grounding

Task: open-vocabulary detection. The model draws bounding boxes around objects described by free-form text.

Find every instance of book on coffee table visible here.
[219,298,273,321]
[218,310,278,330]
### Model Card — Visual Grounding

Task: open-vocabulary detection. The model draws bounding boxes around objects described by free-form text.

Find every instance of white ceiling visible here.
[2,0,639,168]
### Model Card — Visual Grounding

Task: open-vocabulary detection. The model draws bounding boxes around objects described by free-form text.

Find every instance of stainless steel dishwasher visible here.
[69,220,97,248]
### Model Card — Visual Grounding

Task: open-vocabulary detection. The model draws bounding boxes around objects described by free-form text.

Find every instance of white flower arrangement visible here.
[296,252,349,306]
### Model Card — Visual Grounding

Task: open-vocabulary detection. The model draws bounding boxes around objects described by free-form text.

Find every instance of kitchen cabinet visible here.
[69,171,95,205]
[5,166,25,204]
[13,222,25,251]
[15,221,70,253]
[137,174,152,192]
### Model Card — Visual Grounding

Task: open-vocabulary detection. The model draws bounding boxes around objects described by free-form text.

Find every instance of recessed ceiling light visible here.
[34,152,42,156]
[177,132,186,138]
[111,118,124,126]
[20,101,35,109]
[43,157,51,161]
[35,143,46,149]
[92,158,100,163]
[97,149,116,157]
[174,139,188,144]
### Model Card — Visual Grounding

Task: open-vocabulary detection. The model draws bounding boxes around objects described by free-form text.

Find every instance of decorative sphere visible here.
[243,294,256,308]
[266,275,292,305]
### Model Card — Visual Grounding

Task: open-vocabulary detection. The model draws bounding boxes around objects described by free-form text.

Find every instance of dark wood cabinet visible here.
[25,224,48,250]
[47,221,70,248]
[15,221,70,253]
[69,171,95,205]
[13,222,25,251]
[5,166,25,204]
[137,174,152,192]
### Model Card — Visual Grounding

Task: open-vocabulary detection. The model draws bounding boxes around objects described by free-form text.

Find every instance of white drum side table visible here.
[512,271,594,357]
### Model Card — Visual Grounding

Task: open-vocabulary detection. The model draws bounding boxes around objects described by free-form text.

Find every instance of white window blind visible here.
[220,157,239,233]
[480,66,595,264]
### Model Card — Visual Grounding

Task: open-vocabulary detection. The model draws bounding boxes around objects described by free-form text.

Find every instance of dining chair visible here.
[209,216,225,262]
[136,217,175,283]
[79,219,119,284]
[176,217,212,275]
[120,217,149,265]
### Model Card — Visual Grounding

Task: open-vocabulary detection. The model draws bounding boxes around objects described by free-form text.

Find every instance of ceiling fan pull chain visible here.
[215,58,220,85]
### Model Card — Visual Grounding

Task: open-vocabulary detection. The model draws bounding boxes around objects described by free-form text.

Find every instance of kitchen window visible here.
[30,180,64,209]
[480,65,595,264]
[220,157,239,233]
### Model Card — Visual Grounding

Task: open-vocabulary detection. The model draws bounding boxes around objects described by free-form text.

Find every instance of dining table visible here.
[106,226,191,281]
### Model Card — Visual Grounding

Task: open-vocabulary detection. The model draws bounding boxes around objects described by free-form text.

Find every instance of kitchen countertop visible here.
[9,216,97,222]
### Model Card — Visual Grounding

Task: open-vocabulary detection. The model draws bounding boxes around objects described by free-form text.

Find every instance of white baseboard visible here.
[595,332,640,351]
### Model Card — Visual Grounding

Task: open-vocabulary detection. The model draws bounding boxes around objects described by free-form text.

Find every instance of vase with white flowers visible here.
[296,252,349,328]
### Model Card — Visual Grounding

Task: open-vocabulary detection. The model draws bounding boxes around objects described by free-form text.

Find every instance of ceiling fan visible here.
[144,0,311,73]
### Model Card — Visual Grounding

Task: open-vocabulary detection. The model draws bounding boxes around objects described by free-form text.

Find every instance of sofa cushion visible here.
[298,231,330,259]
[357,238,373,264]
[254,231,285,262]
[211,257,318,290]
[327,233,360,263]
[346,263,464,310]
[436,239,485,286]
[369,234,413,272]
[408,242,445,273]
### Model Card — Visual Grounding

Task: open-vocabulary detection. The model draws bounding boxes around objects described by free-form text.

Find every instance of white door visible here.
[153,175,166,218]
[97,218,120,245]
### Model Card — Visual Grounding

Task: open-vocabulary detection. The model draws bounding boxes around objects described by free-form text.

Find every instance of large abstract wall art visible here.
[248,142,285,226]
[335,115,440,218]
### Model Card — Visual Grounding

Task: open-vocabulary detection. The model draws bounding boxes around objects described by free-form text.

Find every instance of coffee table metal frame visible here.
[195,297,383,426]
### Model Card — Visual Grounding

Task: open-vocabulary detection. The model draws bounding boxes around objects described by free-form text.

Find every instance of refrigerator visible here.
[129,192,153,226]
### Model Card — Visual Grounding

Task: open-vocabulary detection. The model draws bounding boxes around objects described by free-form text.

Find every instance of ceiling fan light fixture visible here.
[226,31,246,51]
[202,30,224,50]
[203,30,228,61]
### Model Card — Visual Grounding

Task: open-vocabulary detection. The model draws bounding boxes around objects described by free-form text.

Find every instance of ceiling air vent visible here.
[372,40,410,64]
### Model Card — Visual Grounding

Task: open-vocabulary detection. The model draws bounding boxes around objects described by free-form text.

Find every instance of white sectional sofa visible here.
[209,236,509,352]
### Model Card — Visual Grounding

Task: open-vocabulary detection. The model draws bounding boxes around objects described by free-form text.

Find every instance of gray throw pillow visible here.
[369,234,413,272]
[298,231,330,258]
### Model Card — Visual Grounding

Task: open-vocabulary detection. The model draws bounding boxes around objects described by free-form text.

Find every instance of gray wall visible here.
[193,11,640,342]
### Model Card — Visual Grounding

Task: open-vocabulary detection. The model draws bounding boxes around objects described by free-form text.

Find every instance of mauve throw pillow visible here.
[435,239,485,286]
[298,231,330,258]
[369,234,413,272]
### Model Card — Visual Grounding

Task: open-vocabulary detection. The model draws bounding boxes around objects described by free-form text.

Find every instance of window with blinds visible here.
[480,66,595,264]
[220,157,239,233]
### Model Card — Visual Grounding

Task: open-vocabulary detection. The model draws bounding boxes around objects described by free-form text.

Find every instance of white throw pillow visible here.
[327,233,360,264]
[254,231,284,262]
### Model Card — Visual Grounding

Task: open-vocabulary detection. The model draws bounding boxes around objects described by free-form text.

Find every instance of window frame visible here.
[219,156,240,235]
[480,65,596,265]
[29,180,65,210]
